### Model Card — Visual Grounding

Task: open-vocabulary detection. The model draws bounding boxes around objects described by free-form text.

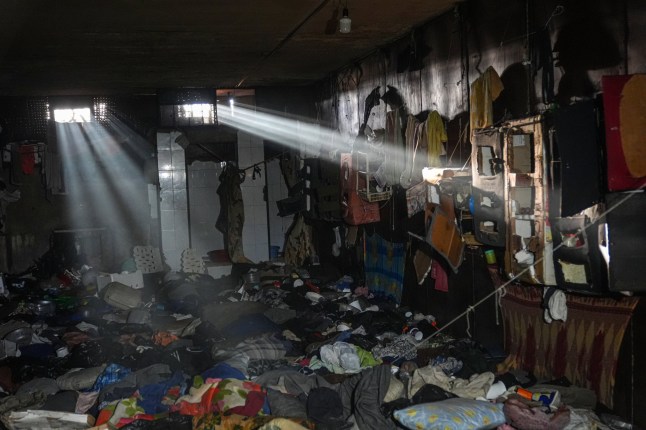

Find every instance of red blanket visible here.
[498,284,639,408]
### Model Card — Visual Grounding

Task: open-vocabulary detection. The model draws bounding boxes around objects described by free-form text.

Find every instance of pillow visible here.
[393,398,506,430]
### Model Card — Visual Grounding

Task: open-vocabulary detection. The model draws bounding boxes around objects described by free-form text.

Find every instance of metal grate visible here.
[0,97,49,143]
[93,96,158,137]
[159,103,217,127]
[157,88,214,105]
[0,96,159,147]
[157,88,217,127]
[93,97,111,123]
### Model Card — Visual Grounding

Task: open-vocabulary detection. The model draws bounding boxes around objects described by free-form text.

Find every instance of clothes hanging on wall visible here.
[426,110,447,167]
[216,164,252,264]
[431,260,449,292]
[399,115,422,189]
[4,142,47,187]
[469,66,504,137]
[364,232,405,304]
[18,145,37,175]
[381,109,405,186]
[400,111,447,189]
[283,213,314,266]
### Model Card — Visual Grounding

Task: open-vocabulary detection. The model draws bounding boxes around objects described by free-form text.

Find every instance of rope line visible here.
[393,183,646,360]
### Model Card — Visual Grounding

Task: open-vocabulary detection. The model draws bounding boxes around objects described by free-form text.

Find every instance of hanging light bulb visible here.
[339,6,351,33]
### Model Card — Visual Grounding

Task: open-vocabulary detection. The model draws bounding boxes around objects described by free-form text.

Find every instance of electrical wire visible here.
[236,0,332,88]
[447,121,469,166]
[239,150,293,173]
[396,182,646,361]
[494,5,564,49]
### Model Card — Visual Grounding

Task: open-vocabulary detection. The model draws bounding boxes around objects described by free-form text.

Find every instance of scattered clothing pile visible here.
[0,262,628,429]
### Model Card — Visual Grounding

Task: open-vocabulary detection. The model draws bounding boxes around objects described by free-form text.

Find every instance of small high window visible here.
[53,107,92,123]
[160,103,216,127]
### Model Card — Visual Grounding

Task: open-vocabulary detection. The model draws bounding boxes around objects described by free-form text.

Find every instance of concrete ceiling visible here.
[0,0,457,95]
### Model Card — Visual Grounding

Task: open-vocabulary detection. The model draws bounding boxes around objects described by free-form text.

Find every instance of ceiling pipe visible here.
[236,0,331,88]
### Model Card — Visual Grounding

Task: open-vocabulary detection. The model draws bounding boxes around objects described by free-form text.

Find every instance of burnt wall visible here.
[316,0,642,163]
[313,0,646,423]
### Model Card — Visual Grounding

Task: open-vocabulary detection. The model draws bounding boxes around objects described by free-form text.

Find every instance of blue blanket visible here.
[364,233,405,303]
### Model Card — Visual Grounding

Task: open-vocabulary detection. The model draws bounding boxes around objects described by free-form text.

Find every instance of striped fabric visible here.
[498,284,639,408]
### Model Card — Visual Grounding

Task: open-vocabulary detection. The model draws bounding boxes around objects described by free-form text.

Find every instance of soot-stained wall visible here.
[314,0,646,422]
[316,0,643,154]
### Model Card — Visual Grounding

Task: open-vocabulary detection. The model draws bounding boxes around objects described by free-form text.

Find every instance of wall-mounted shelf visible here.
[355,151,391,202]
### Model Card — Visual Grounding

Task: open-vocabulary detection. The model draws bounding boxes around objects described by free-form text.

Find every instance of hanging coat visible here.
[216,164,251,263]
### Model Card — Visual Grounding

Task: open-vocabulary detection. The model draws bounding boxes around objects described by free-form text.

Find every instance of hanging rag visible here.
[543,287,568,323]
[431,260,449,292]
[399,115,422,188]
[426,110,447,167]
[283,214,314,266]
[364,233,406,303]
[216,163,252,263]
[381,109,405,186]
[18,145,37,175]
[469,66,504,137]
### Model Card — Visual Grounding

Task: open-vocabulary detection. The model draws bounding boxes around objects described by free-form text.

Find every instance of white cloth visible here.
[408,365,495,399]
[544,288,568,323]
[485,380,507,400]
[319,341,361,374]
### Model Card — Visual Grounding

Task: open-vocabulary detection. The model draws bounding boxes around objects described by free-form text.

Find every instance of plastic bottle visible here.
[515,387,557,407]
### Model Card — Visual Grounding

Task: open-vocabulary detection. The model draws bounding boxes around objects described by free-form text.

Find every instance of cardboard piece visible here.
[425,205,465,273]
